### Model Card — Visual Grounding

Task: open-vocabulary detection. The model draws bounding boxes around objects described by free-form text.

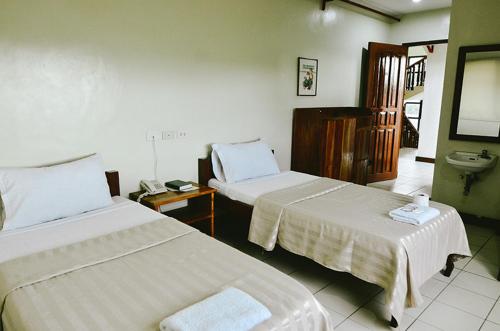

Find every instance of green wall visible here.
[433,0,500,220]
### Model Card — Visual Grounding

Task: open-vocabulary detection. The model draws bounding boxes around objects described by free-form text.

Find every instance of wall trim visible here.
[459,212,500,233]
[415,156,435,163]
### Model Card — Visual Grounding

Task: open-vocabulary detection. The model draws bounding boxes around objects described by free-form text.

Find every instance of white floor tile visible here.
[419,301,484,331]
[488,301,500,324]
[289,268,332,294]
[432,268,461,283]
[465,224,495,237]
[405,295,433,318]
[367,148,435,197]
[314,277,380,316]
[476,240,500,265]
[264,255,299,275]
[452,271,500,300]
[456,256,472,270]
[437,285,496,318]
[420,278,448,299]
[335,318,372,331]
[468,233,492,247]
[407,320,443,331]
[350,300,415,330]
[465,259,499,280]
[481,321,500,331]
[324,307,348,327]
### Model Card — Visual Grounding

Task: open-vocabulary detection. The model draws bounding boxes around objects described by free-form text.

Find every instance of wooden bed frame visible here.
[198,156,254,235]
[105,171,121,197]
[198,155,465,326]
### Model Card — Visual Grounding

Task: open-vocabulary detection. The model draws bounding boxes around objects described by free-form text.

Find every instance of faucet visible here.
[480,149,491,159]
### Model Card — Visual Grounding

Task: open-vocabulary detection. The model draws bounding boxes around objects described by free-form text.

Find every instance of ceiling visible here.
[351,0,452,17]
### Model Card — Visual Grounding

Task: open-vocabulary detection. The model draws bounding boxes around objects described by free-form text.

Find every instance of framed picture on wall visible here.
[297,57,318,96]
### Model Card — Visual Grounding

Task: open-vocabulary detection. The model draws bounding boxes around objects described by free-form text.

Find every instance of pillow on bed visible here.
[212,140,280,183]
[0,154,113,231]
[211,150,226,182]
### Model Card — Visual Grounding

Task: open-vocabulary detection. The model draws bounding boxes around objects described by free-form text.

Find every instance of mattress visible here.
[208,170,317,205]
[0,196,161,263]
[0,196,332,331]
[249,178,471,325]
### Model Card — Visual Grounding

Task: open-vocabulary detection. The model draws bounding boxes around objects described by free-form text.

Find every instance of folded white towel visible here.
[160,287,272,331]
[389,203,440,225]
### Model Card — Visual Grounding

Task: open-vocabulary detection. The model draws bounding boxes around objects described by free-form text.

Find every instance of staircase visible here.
[401,113,419,148]
[405,56,426,93]
[401,56,426,148]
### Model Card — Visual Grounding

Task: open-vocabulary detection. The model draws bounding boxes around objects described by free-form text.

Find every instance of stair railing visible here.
[400,103,421,148]
[406,56,427,91]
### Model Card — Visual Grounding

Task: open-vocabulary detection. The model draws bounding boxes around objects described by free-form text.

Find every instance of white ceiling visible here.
[351,0,452,17]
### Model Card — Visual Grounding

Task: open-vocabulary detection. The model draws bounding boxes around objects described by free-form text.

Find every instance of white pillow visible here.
[212,141,280,183]
[0,154,113,231]
[211,150,226,182]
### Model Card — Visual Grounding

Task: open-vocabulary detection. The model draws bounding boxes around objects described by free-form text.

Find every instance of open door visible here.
[365,42,408,183]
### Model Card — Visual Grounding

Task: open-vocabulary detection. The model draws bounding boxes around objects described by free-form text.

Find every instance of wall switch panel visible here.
[163,130,177,140]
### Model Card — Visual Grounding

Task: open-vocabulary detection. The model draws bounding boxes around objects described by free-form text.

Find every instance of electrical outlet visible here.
[178,131,187,138]
[146,130,162,142]
[163,130,177,140]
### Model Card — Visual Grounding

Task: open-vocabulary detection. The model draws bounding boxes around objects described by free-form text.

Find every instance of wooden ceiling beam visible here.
[321,0,401,22]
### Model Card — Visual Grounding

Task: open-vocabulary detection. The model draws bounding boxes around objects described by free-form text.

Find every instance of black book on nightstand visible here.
[165,180,192,191]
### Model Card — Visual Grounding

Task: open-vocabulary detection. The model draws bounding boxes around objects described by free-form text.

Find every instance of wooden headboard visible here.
[198,157,213,187]
[105,171,120,197]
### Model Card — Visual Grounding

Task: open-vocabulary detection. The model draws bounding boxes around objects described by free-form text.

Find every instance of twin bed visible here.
[0,158,332,331]
[199,141,471,327]
[0,144,472,330]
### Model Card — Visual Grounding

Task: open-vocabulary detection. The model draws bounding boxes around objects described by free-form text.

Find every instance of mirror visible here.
[450,44,500,143]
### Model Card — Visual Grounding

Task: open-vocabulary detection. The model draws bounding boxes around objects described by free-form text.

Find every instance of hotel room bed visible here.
[0,180,332,331]
[199,157,471,326]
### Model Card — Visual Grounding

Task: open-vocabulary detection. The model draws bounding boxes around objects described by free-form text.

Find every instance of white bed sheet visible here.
[208,171,317,205]
[0,196,166,263]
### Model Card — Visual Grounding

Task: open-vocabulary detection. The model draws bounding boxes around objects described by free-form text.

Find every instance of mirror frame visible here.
[449,43,500,143]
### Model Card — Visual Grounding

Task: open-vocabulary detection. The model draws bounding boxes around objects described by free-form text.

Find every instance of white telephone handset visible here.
[140,180,168,195]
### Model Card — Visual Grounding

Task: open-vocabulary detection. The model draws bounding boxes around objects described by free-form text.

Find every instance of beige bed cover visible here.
[0,218,332,331]
[249,178,471,324]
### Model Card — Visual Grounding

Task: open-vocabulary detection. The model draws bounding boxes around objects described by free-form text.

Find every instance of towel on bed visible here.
[389,203,440,225]
[160,287,272,331]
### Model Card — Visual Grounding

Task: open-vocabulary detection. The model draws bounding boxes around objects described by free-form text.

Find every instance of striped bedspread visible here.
[248,178,471,324]
[0,218,332,331]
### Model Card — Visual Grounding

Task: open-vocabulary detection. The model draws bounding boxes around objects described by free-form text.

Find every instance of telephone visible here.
[140,180,168,195]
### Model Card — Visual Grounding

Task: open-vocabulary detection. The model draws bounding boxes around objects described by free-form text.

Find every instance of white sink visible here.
[445,151,498,173]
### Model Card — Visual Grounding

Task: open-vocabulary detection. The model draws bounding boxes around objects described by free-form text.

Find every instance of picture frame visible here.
[297,57,318,96]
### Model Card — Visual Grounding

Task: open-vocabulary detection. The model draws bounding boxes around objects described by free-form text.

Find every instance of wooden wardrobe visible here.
[291,107,372,185]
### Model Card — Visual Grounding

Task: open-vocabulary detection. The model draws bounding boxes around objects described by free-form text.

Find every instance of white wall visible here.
[417,44,448,159]
[433,0,500,220]
[0,0,390,195]
[389,8,451,44]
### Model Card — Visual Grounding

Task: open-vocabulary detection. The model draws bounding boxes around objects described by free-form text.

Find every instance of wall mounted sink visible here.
[445,151,497,174]
[445,151,498,195]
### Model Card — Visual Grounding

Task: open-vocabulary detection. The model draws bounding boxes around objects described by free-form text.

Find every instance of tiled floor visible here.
[368,148,434,197]
[219,225,500,331]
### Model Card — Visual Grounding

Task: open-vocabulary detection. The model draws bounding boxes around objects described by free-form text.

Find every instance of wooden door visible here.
[365,42,408,183]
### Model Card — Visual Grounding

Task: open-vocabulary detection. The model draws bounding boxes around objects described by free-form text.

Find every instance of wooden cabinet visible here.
[291,107,372,185]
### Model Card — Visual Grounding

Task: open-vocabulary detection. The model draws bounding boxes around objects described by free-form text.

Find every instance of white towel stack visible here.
[389,203,440,226]
[160,287,272,331]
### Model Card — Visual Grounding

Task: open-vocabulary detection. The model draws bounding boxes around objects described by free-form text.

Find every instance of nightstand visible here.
[129,183,216,237]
